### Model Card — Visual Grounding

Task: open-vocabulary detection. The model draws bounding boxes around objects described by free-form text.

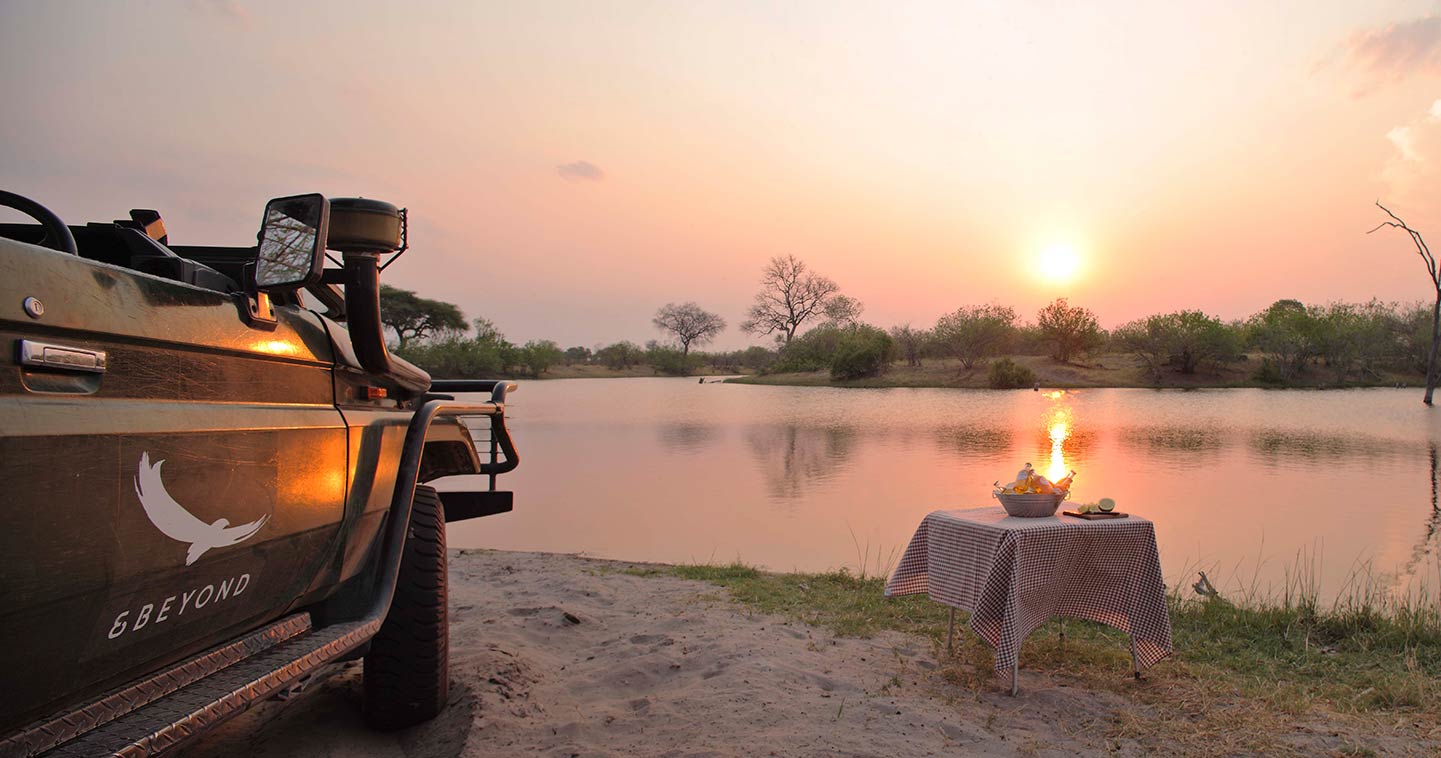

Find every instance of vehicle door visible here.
[0,236,347,730]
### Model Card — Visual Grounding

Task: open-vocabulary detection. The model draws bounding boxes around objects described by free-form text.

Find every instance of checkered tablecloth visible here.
[885,506,1173,678]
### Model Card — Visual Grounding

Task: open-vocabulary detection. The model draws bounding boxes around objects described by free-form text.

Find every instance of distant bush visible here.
[932,304,1017,368]
[1401,304,1434,374]
[766,323,895,379]
[646,344,700,376]
[514,339,563,378]
[771,325,846,373]
[596,341,645,370]
[396,337,505,378]
[987,358,1036,389]
[1113,310,1241,382]
[1011,324,1051,356]
[829,325,895,380]
[1253,357,1287,385]
[395,318,514,378]
[1036,298,1106,362]
[735,345,776,372]
[889,324,930,367]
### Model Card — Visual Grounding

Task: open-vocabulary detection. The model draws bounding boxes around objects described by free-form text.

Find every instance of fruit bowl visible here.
[994,491,1066,518]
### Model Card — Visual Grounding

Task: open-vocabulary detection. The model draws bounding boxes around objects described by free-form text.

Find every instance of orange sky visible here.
[3,1,1440,349]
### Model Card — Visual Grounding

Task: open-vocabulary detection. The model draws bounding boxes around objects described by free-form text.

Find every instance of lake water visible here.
[446,378,1441,602]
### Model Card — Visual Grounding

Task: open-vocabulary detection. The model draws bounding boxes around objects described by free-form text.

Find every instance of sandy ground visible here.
[184,549,1157,757]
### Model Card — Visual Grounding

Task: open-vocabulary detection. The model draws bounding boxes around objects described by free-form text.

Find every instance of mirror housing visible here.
[255,193,329,291]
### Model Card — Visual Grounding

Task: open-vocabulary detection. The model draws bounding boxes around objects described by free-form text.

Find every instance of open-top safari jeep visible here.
[0,190,519,756]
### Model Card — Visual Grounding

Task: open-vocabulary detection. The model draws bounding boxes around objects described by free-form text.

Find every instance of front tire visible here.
[363,484,448,730]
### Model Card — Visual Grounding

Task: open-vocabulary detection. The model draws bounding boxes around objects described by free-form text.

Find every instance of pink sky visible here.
[3,1,1440,349]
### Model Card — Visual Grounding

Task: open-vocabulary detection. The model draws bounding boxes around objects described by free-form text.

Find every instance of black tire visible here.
[363,484,449,730]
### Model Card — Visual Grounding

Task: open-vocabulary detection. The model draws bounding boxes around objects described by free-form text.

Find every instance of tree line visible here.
[379,257,1437,387]
[886,297,1437,387]
[379,284,773,378]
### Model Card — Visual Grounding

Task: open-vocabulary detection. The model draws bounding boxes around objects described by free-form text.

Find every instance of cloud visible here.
[1387,125,1419,161]
[1382,99,1441,226]
[1332,14,1441,95]
[556,161,605,182]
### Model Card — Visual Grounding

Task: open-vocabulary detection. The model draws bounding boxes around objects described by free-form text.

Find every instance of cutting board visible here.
[1062,510,1128,520]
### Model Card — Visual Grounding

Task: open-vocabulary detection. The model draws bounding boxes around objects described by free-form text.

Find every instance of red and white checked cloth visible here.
[885,507,1173,678]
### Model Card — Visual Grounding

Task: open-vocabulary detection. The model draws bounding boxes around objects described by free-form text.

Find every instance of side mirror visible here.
[255,193,329,291]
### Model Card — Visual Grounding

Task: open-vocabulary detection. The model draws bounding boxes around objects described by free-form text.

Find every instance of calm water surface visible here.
[447,379,1441,600]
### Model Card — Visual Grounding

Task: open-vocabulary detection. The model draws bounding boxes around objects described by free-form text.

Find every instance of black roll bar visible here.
[426,380,519,479]
[429,379,512,397]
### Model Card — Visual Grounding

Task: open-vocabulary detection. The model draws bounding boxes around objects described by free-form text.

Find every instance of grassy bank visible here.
[627,562,1441,754]
[728,353,1426,390]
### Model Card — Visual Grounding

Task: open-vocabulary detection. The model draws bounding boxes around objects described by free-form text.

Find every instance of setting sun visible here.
[1036,244,1081,284]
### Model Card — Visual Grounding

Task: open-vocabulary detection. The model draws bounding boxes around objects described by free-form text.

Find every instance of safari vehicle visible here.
[0,190,519,756]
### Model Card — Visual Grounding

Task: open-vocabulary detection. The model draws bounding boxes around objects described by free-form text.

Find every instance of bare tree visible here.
[1370,203,1439,404]
[823,294,865,326]
[890,324,930,367]
[740,255,842,343]
[653,302,726,356]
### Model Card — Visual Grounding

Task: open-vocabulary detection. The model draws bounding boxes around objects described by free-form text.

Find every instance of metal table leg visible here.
[1130,636,1141,679]
[1010,659,1019,696]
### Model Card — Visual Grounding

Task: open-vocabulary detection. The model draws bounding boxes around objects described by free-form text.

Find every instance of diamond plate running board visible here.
[2,613,311,758]
[39,617,381,758]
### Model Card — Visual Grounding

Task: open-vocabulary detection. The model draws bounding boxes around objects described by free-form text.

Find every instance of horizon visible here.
[3,1,1441,350]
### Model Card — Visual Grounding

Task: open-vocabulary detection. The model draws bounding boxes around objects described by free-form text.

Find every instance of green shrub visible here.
[596,341,645,370]
[829,326,895,380]
[395,336,505,378]
[1253,357,1286,385]
[646,345,700,376]
[514,339,563,377]
[771,324,895,379]
[987,357,1035,389]
[771,325,846,373]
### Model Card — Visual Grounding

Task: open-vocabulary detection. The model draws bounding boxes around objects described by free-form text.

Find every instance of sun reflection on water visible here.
[1048,417,1070,481]
[1042,391,1074,482]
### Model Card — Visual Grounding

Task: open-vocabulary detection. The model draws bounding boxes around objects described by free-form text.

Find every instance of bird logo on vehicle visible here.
[134,452,269,565]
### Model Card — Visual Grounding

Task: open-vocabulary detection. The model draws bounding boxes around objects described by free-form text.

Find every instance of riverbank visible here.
[729,353,1425,390]
[539,365,750,379]
[184,550,1439,757]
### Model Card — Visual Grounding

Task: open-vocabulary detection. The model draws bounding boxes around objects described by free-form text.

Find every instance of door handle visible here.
[17,340,107,373]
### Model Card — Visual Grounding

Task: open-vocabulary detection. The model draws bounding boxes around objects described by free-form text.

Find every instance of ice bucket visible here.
[994,492,1065,518]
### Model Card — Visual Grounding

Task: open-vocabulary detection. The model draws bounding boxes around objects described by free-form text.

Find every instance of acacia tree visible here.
[1370,204,1439,404]
[378,285,466,347]
[1245,299,1317,381]
[653,302,726,356]
[933,304,1018,369]
[740,255,842,343]
[1036,298,1105,363]
[1114,310,1238,381]
[1112,316,1171,382]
